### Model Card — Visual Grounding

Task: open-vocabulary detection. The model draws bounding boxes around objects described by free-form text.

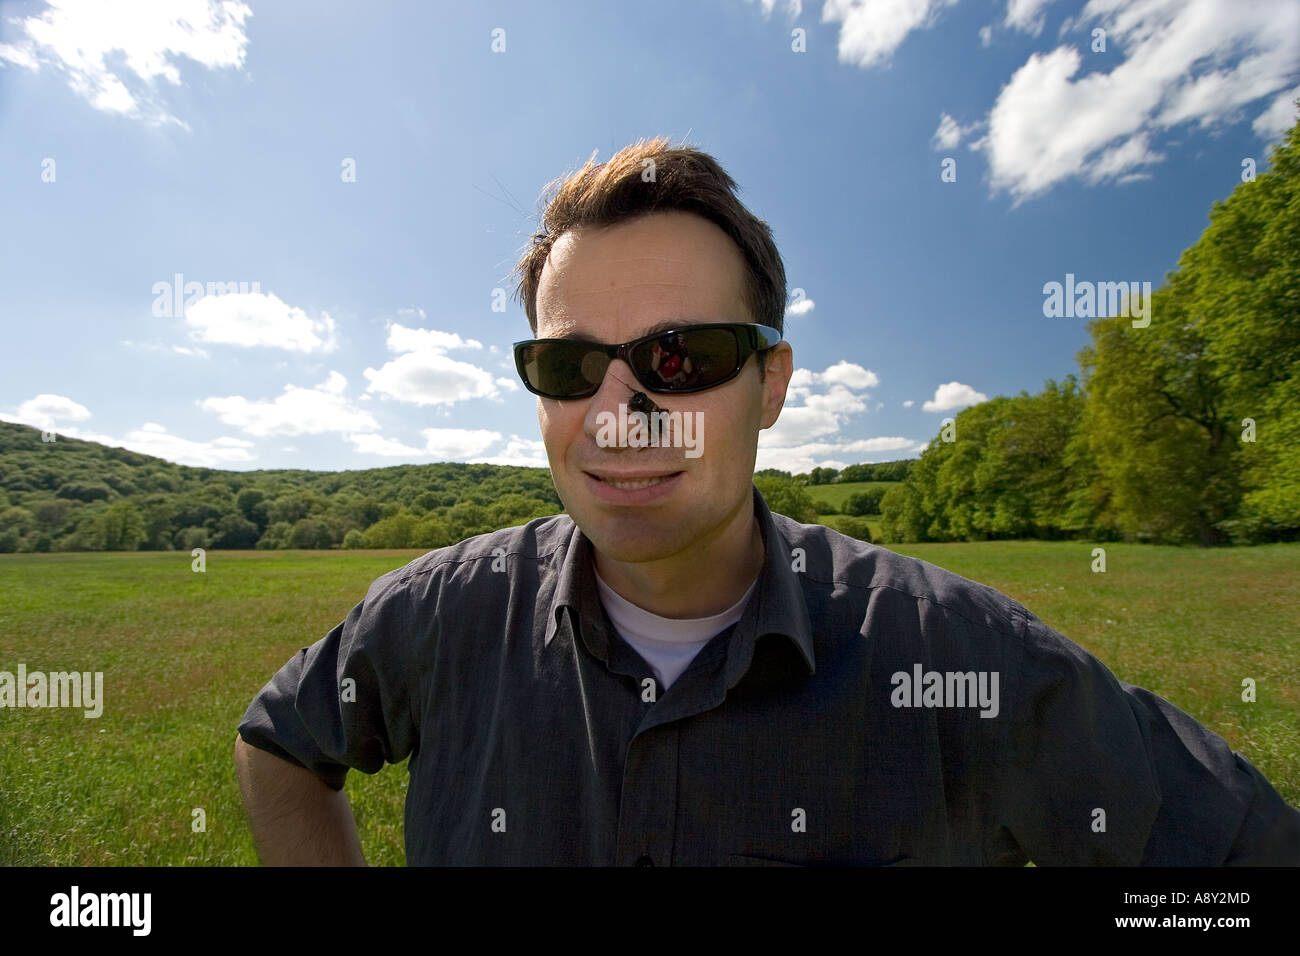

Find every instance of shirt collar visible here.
[545,485,816,680]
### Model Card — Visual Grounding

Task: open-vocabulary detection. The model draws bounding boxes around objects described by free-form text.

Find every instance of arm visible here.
[1001,611,1300,865]
[234,732,367,866]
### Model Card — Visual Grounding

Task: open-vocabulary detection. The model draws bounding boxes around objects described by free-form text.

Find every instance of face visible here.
[532,211,793,564]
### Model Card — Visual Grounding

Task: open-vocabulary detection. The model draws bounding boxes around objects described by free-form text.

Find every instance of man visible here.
[235,137,1300,866]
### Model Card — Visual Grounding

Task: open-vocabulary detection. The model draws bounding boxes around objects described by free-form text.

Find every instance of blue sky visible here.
[2,0,1297,474]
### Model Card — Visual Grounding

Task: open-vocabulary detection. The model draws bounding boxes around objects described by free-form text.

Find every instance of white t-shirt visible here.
[594,566,758,690]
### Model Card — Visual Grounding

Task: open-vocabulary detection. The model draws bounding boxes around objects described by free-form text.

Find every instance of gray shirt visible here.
[237,486,1300,865]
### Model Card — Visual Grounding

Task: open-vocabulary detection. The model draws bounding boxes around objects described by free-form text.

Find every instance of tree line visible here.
[881,116,1300,546]
[0,430,562,553]
[0,425,914,554]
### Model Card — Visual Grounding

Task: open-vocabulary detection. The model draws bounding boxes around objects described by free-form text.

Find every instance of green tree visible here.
[844,490,884,516]
[837,463,874,482]
[236,488,268,529]
[255,522,293,550]
[1176,113,1300,536]
[267,491,325,526]
[1077,284,1241,545]
[212,513,261,549]
[488,493,555,528]
[33,499,74,534]
[138,497,177,550]
[753,475,818,523]
[412,515,455,549]
[446,503,493,540]
[834,515,873,542]
[0,506,36,536]
[364,512,417,548]
[56,481,111,502]
[175,526,210,550]
[95,501,146,551]
[289,517,335,549]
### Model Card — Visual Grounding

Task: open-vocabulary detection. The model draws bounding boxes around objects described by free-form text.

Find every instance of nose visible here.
[582,356,642,445]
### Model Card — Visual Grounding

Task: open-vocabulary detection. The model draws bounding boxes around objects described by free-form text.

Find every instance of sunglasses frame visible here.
[513,322,784,400]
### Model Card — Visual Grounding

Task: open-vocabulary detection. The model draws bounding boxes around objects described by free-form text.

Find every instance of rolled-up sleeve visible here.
[237,573,418,791]
[1001,612,1300,865]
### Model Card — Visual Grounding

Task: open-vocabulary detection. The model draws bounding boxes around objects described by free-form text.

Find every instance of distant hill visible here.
[0,421,913,552]
[0,421,562,552]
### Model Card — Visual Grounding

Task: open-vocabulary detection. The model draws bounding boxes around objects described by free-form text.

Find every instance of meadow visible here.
[805,479,890,539]
[1,540,1296,865]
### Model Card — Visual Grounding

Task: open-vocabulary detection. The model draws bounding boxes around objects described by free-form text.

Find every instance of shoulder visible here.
[360,513,577,604]
[769,512,1030,639]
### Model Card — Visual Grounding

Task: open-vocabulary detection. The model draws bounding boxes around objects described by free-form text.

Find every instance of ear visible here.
[759,342,794,430]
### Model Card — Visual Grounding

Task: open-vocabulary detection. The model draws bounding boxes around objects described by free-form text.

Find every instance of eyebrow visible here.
[548,318,710,343]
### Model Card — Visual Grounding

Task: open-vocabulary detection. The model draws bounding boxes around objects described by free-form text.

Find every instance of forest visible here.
[881,117,1300,546]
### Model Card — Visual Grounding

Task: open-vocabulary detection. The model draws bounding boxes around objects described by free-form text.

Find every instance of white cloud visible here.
[979,24,994,46]
[349,433,428,458]
[365,321,510,406]
[1253,85,1300,139]
[1005,0,1055,36]
[386,325,482,353]
[121,339,212,358]
[469,435,550,468]
[931,112,965,149]
[755,436,920,474]
[922,381,988,412]
[73,424,250,466]
[0,0,252,128]
[749,0,804,18]
[821,0,958,69]
[902,399,915,407]
[0,395,256,466]
[2,393,92,429]
[762,403,851,447]
[201,372,379,437]
[184,292,338,353]
[805,384,869,415]
[772,361,881,447]
[789,361,880,391]
[94,423,254,466]
[364,351,504,406]
[974,0,1300,201]
[421,428,503,461]
[785,296,816,317]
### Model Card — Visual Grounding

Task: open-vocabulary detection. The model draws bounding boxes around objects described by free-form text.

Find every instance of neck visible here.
[593,497,765,619]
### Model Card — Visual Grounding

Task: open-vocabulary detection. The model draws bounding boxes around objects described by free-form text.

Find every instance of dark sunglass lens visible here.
[522,341,607,397]
[631,328,740,391]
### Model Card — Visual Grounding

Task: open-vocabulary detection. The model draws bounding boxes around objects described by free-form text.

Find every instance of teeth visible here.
[604,475,667,490]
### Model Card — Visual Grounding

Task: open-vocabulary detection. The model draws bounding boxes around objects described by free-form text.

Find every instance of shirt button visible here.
[635,855,655,867]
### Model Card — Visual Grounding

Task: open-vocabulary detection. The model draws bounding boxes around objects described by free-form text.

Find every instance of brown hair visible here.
[512,137,787,338]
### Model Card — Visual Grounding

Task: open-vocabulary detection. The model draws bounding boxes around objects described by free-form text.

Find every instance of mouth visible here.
[589,472,681,490]
[583,469,685,503]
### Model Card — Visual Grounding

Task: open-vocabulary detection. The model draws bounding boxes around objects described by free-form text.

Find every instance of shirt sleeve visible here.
[1000,611,1300,865]
[237,572,419,791]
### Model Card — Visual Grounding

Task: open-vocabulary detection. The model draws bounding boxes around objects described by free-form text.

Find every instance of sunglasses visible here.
[513,322,783,400]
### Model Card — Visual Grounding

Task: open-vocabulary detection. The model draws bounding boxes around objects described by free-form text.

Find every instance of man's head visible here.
[510,138,794,566]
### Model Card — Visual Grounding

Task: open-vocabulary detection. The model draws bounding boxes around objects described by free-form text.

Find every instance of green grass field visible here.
[1,541,1296,865]
[803,480,896,511]
[806,480,892,539]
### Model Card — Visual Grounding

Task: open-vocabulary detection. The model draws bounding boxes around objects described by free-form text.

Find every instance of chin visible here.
[577,510,699,563]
